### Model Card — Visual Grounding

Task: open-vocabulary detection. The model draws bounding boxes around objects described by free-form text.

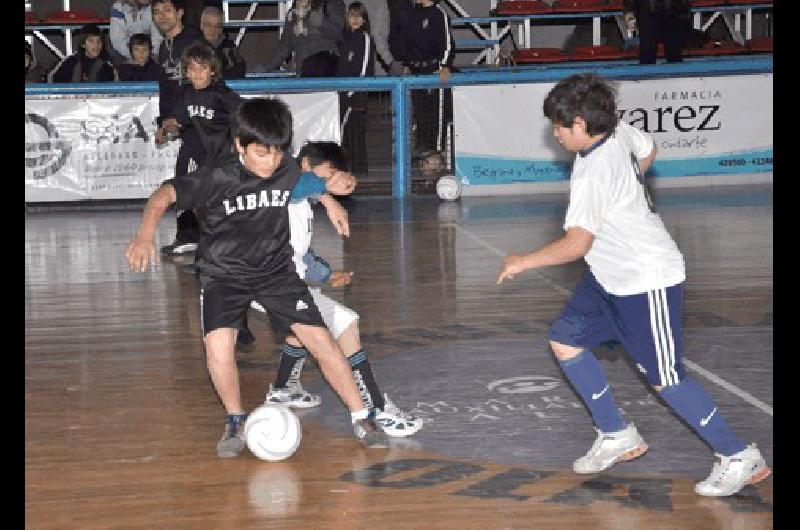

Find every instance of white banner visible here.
[453,74,773,188]
[24,92,340,202]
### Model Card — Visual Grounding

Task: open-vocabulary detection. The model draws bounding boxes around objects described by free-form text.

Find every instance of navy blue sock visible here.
[274,344,308,388]
[559,350,626,433]
[659,378,746,456]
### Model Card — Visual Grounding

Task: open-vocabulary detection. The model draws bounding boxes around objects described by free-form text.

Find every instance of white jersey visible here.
[288,199,314,279]
[564,120,685,296]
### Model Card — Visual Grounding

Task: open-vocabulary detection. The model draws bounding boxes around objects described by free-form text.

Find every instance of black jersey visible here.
[405,4,452,66]
[174,81,243,165]
[157,26,205,121]
[168,154,302,287]
[337,27,375,77]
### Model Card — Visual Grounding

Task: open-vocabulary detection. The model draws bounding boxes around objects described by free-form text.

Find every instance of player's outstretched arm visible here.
[319,193,350,238]
[497,226,594,284]
[124,184,177,272]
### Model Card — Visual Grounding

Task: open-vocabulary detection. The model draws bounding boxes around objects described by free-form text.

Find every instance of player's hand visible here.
[124,237,159,273]
[154,127,168,145]
[327,170,357,196]
[328,270,354,288]
[497,254,527,284]
[320,194,350,237]
[162,118,181,135]
[438,67,451,84]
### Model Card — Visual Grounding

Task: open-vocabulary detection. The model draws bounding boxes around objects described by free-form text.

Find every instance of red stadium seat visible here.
[569,44,634,60]
[552,0,621,13]
[690,0,729,7]
[42,9,108,24]
[494,1,553,16]
[746,37,773,52]
[511,47,570,63]
[730,0,772,4]
[25,12,40,24]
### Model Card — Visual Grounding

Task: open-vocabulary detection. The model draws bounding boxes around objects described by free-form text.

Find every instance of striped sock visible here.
[559,349,626,433]
[274,343,308,389]
[348,350,385,411]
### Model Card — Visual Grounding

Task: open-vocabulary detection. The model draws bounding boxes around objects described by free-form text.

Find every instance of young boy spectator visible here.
[261,0,345,77]
[253,141,422,438]
[497,73,770,497]
[49,25,117,83]
[118,33,163,81]
[200,6,246,79]
[336,1,374,176]
[124,97,388,456]
[109,0,163,66]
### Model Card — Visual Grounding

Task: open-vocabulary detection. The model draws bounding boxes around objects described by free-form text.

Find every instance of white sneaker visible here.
[264,383,321,409]
[573,424,649,474]
[375,394,423,437]
[695,443,771,497]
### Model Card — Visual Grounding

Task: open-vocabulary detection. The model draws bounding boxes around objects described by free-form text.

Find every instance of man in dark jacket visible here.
[623,0,690,64]
[200,6,246,79]
[48,25,117,83]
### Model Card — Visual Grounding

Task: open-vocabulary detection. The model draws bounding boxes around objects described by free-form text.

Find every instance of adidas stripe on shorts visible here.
[548,271,686,386]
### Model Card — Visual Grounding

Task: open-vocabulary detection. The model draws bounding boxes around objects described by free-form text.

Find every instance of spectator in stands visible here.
[183,0,223,31]
[261,0,346,77]
[337,1,374,176]
[200,6,247,79]
[152,0,205,255]
[109,0,163,65]
[118,33,163,81]
[25,41,47,83]
[401,0,454,160]
[388,0,414,70]
[359,0,403,74]
[623,0,690,64]
[49,25,118,83]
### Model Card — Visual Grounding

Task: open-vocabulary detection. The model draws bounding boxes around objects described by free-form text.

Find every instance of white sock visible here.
[350,408,369,423]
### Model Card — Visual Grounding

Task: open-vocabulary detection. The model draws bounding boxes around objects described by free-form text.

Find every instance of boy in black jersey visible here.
[125,98,388,456]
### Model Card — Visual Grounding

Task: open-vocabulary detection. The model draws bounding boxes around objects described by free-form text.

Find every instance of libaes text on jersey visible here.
[223,190,291,215]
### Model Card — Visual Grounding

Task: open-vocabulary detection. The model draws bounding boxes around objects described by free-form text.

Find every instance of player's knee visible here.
[549,340,583,361]
[285,334,302,347]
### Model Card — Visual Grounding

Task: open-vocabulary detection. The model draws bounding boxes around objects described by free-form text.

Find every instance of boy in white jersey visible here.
[497,74,770,497]
[251,142,423,437]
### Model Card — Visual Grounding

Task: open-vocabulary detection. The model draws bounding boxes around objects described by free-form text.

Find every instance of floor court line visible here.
[453,222,774,418]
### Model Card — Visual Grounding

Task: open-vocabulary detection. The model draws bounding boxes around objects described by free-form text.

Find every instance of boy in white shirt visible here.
[497,73,769,497]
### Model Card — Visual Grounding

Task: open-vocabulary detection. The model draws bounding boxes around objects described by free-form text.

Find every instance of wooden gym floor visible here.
[25,185,773,528]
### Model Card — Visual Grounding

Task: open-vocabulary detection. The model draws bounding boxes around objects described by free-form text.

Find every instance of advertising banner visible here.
[24,92,340,202]
[453,74,773,188]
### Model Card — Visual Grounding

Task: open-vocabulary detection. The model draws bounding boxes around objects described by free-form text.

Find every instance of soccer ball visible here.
[244,405,302,461]
[436,175,462,201]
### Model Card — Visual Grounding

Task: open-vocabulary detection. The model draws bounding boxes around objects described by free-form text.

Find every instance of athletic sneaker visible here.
[573,423,649,474]
[352,415,389,448]
[236,327,255,353]
[216,413,247,458]
[375,394,423,437]
[160,239,197,255]
[264,383,321,409]
[695,443,771,497]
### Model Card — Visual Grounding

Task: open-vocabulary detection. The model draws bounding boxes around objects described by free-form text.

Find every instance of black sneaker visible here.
[236,327,255,353]
[160,239,198,255]
[352,413,389,449]
[216,413,248,458]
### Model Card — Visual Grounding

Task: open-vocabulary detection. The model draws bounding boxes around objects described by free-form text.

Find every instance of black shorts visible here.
[199,271,325,339]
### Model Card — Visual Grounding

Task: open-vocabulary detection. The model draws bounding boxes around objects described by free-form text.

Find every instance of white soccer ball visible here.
[244,405,302,461]
[436,175,462,201]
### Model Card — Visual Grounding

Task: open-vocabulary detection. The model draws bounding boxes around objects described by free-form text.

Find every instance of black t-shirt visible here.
[167,153,301,287]
[157,26,205,120]
[174,82,243,165]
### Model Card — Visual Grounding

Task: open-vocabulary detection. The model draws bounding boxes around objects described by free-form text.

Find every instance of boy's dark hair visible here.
[233,98,293,151]
[181,42,222,79]
[543,73,618,136]
[347,2,370,32]
[128,33,153,54]
[153,0,186,10]
[298,142,350,172]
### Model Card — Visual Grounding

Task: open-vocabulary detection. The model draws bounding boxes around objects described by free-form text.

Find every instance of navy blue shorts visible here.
[548,272,686,386]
